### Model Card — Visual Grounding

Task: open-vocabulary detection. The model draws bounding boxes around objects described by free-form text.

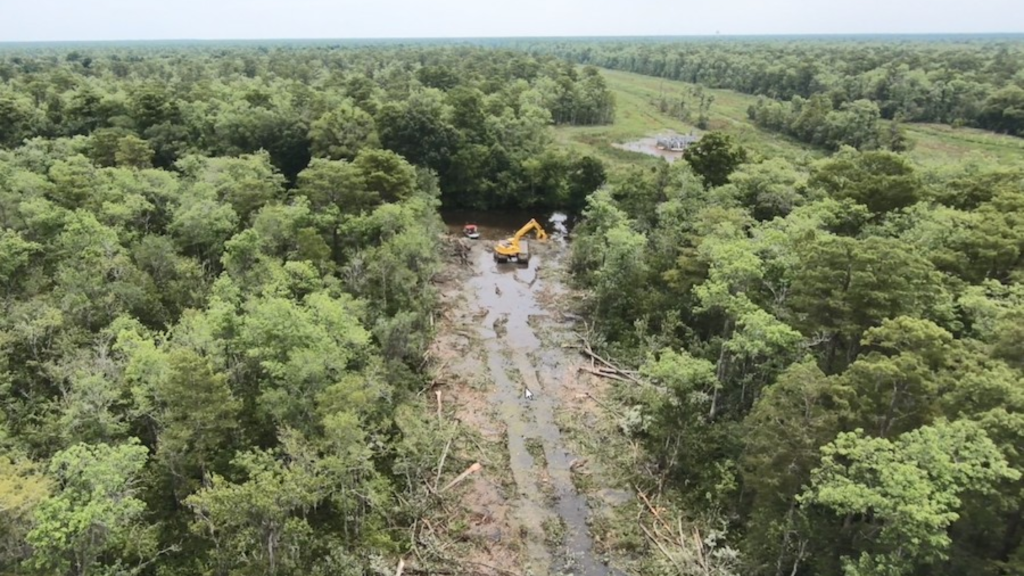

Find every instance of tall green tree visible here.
[799,421,1019,576]
[26,440,153,576]
[308,103,379,161]
[683,132,749,189]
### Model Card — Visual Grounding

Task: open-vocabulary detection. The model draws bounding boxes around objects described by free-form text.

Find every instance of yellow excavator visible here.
[494,218,548,265]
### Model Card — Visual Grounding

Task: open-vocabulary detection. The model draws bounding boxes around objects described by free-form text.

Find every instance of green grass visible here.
[903,122,1024,165]
[542,516,568,548]
[558,68,1024,172]
[524,437,546,467]
[555,69,819,170]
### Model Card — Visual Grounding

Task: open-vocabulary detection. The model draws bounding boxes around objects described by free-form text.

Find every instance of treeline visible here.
[570,133,1024,575]
[516,38,1024,136]
[0,44,613,208]
[747,95,911,151]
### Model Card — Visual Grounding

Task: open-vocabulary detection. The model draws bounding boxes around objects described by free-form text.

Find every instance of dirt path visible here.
[430,224,626,576]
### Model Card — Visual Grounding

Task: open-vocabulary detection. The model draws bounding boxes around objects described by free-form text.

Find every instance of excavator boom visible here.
[511,219,549,242]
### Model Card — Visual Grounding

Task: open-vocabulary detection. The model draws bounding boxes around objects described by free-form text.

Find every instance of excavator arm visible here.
[512,219,548,242]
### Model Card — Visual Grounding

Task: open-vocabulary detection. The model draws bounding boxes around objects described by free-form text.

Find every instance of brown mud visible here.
[430,213,627,576]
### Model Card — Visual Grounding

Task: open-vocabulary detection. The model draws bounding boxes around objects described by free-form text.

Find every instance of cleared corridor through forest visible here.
[447,214,623,575]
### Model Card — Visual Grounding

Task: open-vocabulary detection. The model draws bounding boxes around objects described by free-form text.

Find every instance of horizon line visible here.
[2,31,1024,45]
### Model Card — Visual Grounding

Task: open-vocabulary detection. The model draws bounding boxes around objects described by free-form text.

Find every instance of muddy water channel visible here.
[442,213,621,576]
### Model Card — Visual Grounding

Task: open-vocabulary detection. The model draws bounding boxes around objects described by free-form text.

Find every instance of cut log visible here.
[440,462,482,493]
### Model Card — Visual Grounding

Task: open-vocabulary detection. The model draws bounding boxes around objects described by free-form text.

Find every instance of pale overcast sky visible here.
[0,0,1021,42]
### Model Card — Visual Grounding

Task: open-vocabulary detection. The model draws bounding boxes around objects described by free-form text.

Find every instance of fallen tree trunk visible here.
[579,365,632,382]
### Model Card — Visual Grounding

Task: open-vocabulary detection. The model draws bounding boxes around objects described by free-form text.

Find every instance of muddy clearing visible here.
[429,217,627,576]
[611,133,687,162]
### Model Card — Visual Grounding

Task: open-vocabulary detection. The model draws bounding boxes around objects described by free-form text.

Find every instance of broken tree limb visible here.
[694,527,709,576]
[579,365,632,382]
[461,430,495,466]
[584,391,624,418]
[435,390,442,420]
[636,485,675,535]
[440,462,482,493]
[581,338,620,370]
[574,336,644,384]
[586,365,631,377]
[410,520,427,566]
[395,557,405,576]
[640,522,685,575]
[421,517,438,537]
[433,432,454,492]
[579,357,640,376]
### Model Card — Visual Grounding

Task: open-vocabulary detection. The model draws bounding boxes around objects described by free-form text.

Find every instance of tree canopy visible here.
[569,126,1024,575]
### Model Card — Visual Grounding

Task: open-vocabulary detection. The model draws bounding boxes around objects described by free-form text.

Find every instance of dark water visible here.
[441,210,573,241]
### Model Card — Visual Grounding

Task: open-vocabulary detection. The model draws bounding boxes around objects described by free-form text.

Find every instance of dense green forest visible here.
[520,39,1024,148]
[0,43,615,575]
[0,45,612,209]
[2,35,1024,576]
[570,126,1024,574]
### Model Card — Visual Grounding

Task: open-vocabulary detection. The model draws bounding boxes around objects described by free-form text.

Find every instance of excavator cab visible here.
[493,218,548,265]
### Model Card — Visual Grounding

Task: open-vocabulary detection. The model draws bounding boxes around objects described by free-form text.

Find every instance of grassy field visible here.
[557,68,1024,172]
[903,122,1024,164]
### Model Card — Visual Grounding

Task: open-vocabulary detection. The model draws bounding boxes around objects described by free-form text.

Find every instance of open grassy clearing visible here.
[559,68,1024,172]
[554,69,819,170]
[905,121,1024,165]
